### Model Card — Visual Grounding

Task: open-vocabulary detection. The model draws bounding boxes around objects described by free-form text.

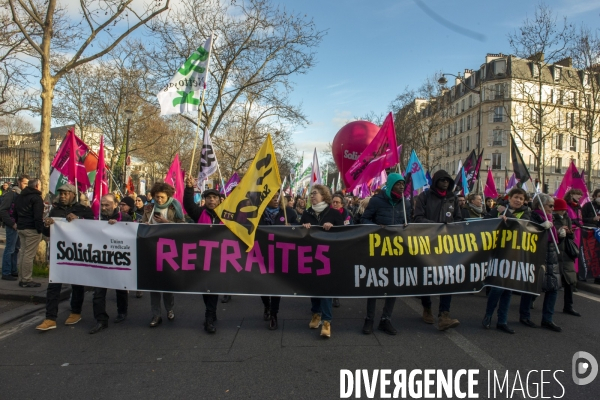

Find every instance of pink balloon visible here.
[332,120,380,188]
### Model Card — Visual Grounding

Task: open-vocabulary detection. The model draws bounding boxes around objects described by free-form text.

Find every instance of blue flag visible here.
[462,168,469,196]
[423,171,432,191]
[405,150,427,190]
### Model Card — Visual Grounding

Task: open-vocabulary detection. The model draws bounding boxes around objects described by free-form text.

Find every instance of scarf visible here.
[468,204,483,214]
[263,206,280,225]
[152,197,184,221]
[311,201,328,213]
[434,189,447,197]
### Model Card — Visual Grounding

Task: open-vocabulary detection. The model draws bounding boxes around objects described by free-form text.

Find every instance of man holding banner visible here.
[413,170,462,331]
[36,184,94,331]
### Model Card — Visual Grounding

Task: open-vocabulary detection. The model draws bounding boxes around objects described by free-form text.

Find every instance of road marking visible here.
[574,291,600,303]
[0,314,44,341]
[400,297,524,400]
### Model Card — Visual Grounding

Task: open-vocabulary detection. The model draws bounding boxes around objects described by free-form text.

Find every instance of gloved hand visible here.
[558,228,566,238]
[541,220,554,230]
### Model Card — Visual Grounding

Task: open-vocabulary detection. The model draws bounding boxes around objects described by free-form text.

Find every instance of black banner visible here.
[136,219,547,297]
[578,227,600,280]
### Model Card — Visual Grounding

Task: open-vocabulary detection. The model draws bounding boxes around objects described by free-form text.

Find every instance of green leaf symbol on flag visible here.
[178,46,209,76]
[173,91,201,106]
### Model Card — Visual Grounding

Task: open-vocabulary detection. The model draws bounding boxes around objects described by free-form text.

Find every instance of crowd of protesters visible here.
[0,170,596,339]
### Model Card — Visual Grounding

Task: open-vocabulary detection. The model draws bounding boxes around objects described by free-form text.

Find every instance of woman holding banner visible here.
[483,187,531,334]
[301,184,344,338]
[259,191,297,330]
[142,183,186,328]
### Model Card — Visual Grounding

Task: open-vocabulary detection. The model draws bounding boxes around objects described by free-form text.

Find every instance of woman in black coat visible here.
[301,184,344,339]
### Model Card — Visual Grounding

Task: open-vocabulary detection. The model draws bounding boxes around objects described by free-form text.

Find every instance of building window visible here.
[530,109,540,124]
[467,115,471,130]
[555,157,562,173]
[557,134,563,150]
[570,136,577,152]
[570,113,575,129]
[492,153,502,170]
[468,95,472,108]
[466,136,470,151]
[492,130,503,146]
[453,122,457,135]
[453,141,456,155]
[494,83,505,99]
[493,107,504,122]
[494,59,507,75]
[461,99,465,112]
[559,90,564,105]
[458,138,463,153]
[460,119,464,133]
[554,67,561,81]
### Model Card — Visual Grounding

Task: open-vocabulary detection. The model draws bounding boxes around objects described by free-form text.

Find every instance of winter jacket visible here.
[487,204,531,220]
[413,170,463,223]
[360,174,411,225]
[44,202,95,236]
[183,186,222,225]
[531,210,560,292]
[141,203,185,224]
[466,204,486,219]
[0,190,18,227]
[14,187,44,233]
[300,206,344,227]
[553,213,577,286]
[581,201,600,227]
[260,206,298,226]
[100,209,132,222]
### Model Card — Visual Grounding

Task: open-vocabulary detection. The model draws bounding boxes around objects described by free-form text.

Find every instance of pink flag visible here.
[164,154,184,205]
[51,128,91,191]
[555,161,590,205]
[92,137,108,219]
[483,167,498,199]
[370,170,387,191]
[345,112,399,191]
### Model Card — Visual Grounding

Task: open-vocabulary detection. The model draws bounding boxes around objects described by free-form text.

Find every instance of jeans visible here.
[366,297,396,320]
[150,292,174,317]
[46,283,85,320]
[203,294,218,318]
[519,294,533,320]
[17,229,41,282]
[92,288,128,322]
[420,295,452,315]
[542,290,558,322]
[485,288,512,325]
[261,296,281,315]
[310,298,332,322]
[1,227,19,276]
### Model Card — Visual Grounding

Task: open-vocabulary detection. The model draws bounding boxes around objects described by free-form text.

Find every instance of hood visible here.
[431,170,454,193]
[385,173,405,199]
[20,187,41,197]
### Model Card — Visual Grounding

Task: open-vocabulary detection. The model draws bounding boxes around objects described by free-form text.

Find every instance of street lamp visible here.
[123,109,133,190]
[438,72,483,192]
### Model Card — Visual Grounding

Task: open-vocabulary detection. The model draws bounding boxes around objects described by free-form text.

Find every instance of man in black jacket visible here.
[14,178,44,288]
[0,174,28,281]
[360,173,411,335]
[89,194,132,334]
[413,170,462,331]
[35,184,95,331]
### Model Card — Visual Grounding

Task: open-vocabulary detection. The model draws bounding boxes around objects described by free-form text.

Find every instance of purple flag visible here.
[221,172,241,195]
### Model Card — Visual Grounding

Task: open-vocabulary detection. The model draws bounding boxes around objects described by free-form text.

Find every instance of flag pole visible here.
[188,32,214,174]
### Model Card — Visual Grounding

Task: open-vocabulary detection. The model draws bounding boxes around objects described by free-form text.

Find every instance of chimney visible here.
[527,52,544,62]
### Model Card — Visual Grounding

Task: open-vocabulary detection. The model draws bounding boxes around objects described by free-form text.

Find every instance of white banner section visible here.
[50,219,139,290]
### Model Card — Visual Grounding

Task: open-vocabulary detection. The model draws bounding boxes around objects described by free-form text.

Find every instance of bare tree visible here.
[8,0,170,193]
[144,0,323,175]
[0,113,33,135]
[506,3,575,184]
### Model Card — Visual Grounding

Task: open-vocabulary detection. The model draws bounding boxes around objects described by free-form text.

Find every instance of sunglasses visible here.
[547,204,555,208]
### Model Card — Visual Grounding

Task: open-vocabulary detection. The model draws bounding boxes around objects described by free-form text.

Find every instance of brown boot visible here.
[438,311,460,331]
[422,307,434,324]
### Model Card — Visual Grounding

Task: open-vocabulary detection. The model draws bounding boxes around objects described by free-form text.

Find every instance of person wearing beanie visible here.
[413,169,463,331]
[553,197,581,317]
[359,173,411,335]
[119,196,142,222]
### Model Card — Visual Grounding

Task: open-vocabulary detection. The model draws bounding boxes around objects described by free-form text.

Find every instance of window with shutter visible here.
[502,131,508,146]
[500,153,506,170]
[488,130,494,146]
[466,136,470,151]
[492,153,502,170]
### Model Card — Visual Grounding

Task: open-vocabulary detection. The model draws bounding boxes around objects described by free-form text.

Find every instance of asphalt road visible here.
[0,288,599,399]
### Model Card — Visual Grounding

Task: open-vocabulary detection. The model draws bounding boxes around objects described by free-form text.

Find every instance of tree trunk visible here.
[39,70,56,196]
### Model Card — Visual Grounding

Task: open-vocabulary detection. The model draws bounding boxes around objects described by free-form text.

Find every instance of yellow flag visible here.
[215,135,281,251]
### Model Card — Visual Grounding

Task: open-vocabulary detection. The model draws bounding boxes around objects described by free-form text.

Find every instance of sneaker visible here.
[19,281,41,288]
[362,318,374,334]
[377,318,397,335]
[36,319,57,331]
[438,311,460,331]
[320,321,331,338]
[64,313,82,325]
[422,307,434,324]
[309,313,321,329]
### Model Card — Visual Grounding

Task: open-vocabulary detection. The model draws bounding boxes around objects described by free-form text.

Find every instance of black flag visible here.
[510,135,531,184]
